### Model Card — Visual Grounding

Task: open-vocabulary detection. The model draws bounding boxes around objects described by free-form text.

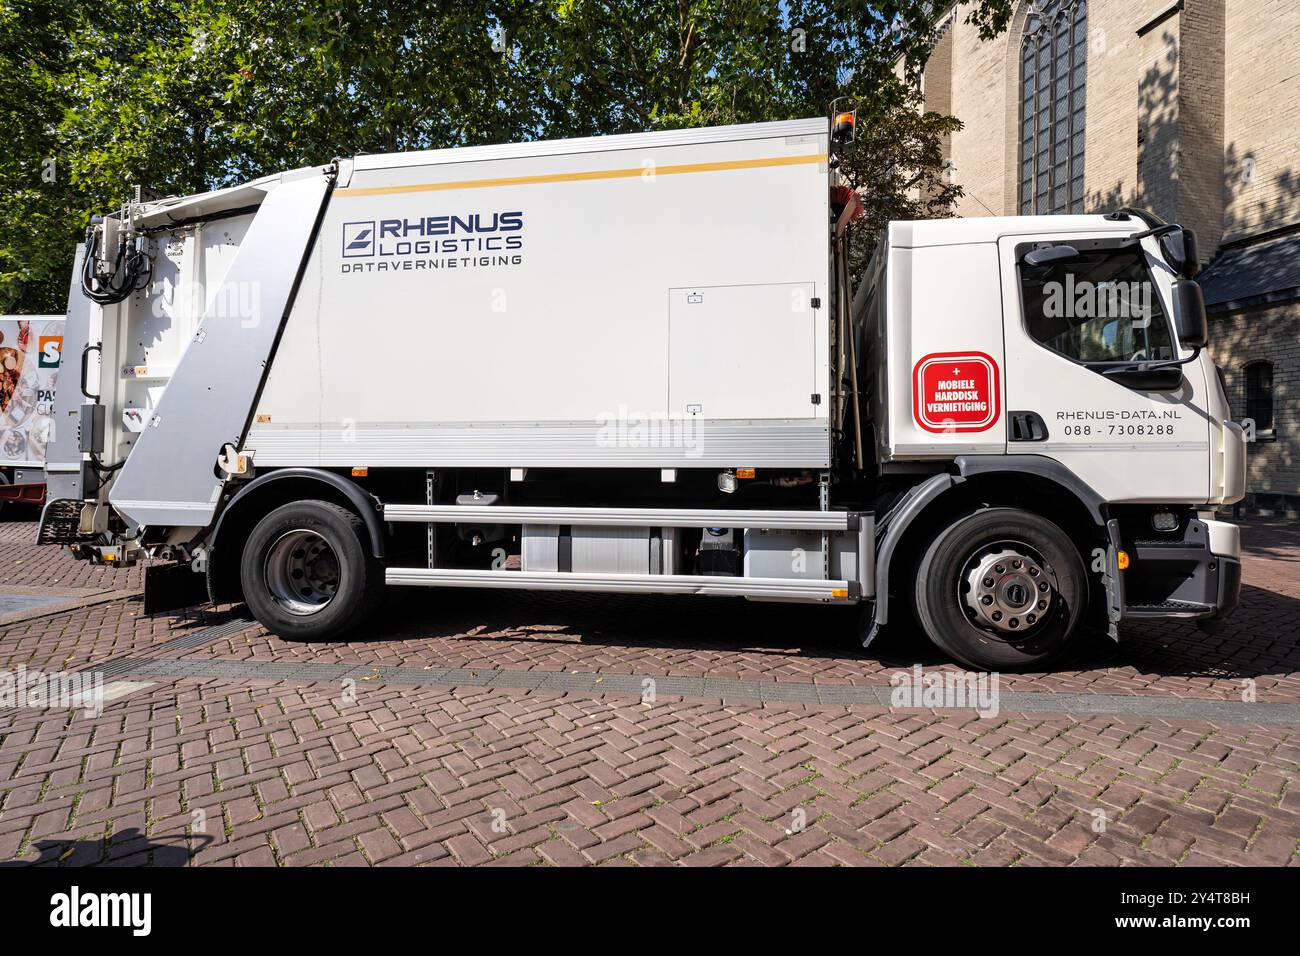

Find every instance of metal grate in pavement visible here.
[152,616,257,653]
[92,616,257,680]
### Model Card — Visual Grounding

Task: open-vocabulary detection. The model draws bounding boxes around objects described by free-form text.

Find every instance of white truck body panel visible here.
[881,240,1007,458]
[0,316,64,468]
[245,118,831,469]
[92,213,258,461]
[108,174,334,530]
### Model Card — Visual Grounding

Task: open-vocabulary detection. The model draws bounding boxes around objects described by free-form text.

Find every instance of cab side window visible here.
[1019,248,1175,363]
[1243,360,1275,439]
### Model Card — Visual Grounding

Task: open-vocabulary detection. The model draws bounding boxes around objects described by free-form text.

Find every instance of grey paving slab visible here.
[63,615,1300,728]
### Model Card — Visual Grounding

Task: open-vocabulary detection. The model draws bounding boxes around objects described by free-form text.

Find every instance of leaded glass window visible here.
[1019,0,1087,214]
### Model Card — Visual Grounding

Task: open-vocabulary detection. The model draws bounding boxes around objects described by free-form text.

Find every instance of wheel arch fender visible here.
[866,473,960,644]
[864,458,1107,646]
[206,468,385,603]
[953,454,1106,525]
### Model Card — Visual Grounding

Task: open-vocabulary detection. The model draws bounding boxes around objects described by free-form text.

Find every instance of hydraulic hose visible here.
[81,220,152,304]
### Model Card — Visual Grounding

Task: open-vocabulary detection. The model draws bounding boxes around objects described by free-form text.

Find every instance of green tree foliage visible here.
[0,0,76,312]
[1,0,1011,312]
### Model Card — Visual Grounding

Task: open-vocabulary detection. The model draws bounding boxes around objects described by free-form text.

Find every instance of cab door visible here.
[999,233,1210,502]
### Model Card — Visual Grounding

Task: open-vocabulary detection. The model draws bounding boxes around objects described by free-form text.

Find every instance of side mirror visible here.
[1022,244,1079,267]
[1159,227,1200,278]
[1172,278,1208,350]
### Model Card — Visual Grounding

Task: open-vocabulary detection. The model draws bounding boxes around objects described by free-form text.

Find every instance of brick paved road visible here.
[0,510,1297,866]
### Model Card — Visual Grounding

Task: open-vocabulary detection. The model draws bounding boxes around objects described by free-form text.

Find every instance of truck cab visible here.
[853,210,1245,666]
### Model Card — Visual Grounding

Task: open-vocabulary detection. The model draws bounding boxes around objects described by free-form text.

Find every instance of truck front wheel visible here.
[913,507,1088,670]
[240,499,384,641]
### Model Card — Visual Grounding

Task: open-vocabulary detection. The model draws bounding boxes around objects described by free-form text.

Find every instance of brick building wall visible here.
[930,0,1300,242]
[1223,0,1300,240]
[945,11,1012,214]
[1214,302,1298,502]
[921,18,955,204]
[1091,1,1172,216]
[1213,0,1300,507]
[1175,0,1225,254]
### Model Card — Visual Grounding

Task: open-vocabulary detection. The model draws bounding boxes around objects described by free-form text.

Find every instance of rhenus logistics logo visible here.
[341,210,524,274]
[342,222,375,256]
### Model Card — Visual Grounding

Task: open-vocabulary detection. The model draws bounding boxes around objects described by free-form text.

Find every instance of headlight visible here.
[1151,510,1179,532]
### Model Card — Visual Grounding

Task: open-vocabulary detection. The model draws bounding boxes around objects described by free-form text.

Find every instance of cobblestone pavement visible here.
[0,512,1296,867]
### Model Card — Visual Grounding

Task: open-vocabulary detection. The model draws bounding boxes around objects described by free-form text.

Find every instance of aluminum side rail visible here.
[384,504,861,532]
[383,504,871,602]
[386,567,857,601]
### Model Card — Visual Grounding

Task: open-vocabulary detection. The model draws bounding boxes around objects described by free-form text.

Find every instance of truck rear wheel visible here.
[913,507,1088,670]
[240,499,383,641]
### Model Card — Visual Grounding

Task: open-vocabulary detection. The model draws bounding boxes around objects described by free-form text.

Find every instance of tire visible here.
[912,507,1088,670]
[239,499,384,641]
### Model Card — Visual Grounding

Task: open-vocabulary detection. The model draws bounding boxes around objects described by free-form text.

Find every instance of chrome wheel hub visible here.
[265,529,339,616]
[961,543,1057,635]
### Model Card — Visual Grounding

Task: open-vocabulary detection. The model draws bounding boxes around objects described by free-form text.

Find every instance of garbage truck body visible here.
[41,117,1246,669]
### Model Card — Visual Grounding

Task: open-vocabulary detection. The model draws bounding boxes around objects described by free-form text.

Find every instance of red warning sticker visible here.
[913,351,1000,433]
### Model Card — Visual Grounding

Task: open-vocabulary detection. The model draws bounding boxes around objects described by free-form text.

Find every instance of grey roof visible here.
[1197,231,1300,313]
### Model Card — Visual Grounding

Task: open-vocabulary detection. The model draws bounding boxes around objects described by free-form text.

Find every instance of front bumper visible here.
[1115,516,1241,622]
[1210,556,1242,618]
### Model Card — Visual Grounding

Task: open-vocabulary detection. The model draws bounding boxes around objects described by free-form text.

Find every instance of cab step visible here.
[1123,599,1215,619]
[36,498,84,546]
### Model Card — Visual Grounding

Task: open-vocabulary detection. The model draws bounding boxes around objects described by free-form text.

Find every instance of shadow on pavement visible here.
[372,585,868,660]
[0,829,211,867]
[329,574,1300,682]
[1242,520,1300,562]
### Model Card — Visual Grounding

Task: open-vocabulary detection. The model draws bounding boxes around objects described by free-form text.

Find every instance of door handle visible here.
[1009,410,1049,442]
[80,343,101,401]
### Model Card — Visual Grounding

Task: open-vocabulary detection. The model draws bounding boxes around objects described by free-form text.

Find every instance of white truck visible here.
[0,315,64,511]
[39,117,1246,669]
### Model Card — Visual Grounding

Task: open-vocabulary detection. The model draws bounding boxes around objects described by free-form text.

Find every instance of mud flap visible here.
[861,473,959,646]
[144,562,210,615]
[1102,518,1123,641]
